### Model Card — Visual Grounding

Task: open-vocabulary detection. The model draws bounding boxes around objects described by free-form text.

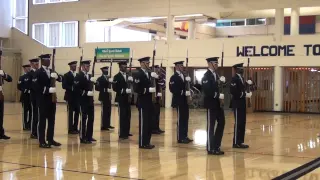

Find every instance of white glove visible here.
[126,88,132,94]
[157,92,162,97]
[247,80,253,85]
[107,88,113,93]
[149,87,156,93]
[128,76,133,82]
[185,76,191,82]
[0,70,4,76]
[151,72,159,79]
[87,91,94,96]
[50,73,58,79]
[219,93,224,100]
[108,78,113,82]
[185,91,191,96]
[219,76,226,83]
[90,77,97,83]
[49,87,56,93]
[0,86,2,91]
[246,92,252,98]
[28,90,30,93]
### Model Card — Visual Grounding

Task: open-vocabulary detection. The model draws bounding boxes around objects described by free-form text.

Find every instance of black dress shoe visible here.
[68,130,78,135]
[30,134,37,139]
[100,127,110,131]
[152,130,161,134]
[80,139,92,144]
[39,143,51,148]
[0,135,10,140]
[48,140,61,147]
[186,137,193,142]
[128,134,133,136]
[233,144,249,149]
[178,139,191,144]
[119,136,128,140]
[89,138,97,142]
[139,144,155,149]
[208,149,224,155]
[158,129,165,133]
[108,126,115,129]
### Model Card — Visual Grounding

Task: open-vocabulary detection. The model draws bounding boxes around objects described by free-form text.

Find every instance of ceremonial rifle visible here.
[185,49,191,104]
[219,44,225,107]
[109,58,113,101]
[0,41,3,101]
[78,47,83,73]
[90,48,97,92]
[51,48,57,103]
[127,50,133,103]
[247,58,252,107]
[158,56,164,101]
[151,40,157,103]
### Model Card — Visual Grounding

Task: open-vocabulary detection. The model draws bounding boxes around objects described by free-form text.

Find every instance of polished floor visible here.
[0,102,319,179]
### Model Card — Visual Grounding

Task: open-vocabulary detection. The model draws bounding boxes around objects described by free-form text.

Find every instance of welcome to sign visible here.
[236,44,320,57]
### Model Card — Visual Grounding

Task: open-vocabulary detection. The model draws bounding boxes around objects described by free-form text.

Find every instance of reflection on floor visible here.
[0,102,319,179]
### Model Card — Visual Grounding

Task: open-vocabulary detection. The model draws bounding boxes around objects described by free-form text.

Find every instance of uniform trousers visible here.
[152,102,161,131]
[206,107,225,152]
[67,100,79,131]
[138,104,154,146]
[80,103,94,141]
[22,95,32,130]
[101,100,111,128]
[233,107,246,145]
[37,97,56,144]
[0,101,4,136]
[30,95,38,136]
[118,102,131,137]
[176,103,189,141]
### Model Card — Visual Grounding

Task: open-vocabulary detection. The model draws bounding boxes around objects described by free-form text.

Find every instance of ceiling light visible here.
[175,14,203,18]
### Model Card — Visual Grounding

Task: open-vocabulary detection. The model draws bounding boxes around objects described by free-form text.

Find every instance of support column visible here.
[290,7,300,35]
[166,15,175,41]
[273,66,283,111]
[187,20,196,40]
[79,21,86,46]
[165,67,174,108]
[275,8,284,41]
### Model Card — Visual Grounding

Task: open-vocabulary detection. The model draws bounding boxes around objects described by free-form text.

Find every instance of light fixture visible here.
[175,14,203,18]
[203,22,216,27]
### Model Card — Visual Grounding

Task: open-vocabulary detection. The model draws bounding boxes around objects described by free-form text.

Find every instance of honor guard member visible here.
[0,69,12,140]
[134,57,158,149]
[17,64,32,130]
[34,54,62,148]
[62,61,80,134]
[169,61,193,144]
[74,60,97,144]
[112,62,133,139]
[28,58,40,139]
[152,65,165,134]
[201,57,226,155]
[230,63,252,149]
[95,66,114,131]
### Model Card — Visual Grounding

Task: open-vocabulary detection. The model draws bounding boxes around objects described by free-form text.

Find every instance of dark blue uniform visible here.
[17,73,32,130]
[95,75,112,130]
[74,71,95,143]
[0,73,12,139]
[33,66,62,147]
[28,68,38,138]
[62,71,79,134]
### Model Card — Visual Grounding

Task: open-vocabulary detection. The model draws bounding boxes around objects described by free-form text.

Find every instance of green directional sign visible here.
[95,48,130,62]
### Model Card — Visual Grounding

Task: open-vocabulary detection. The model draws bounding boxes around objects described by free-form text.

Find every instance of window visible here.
[215,18,266,27]
[86,21,152,43]
[33,0,78,4]
[32,21,78,47]
[13,0,28,34]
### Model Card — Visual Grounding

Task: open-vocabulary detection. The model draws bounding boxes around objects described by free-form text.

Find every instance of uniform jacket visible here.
[169,72,187,108]
[74,71,94,106]
[112,72,129,105]
[230,74,247,109]
[95,75,111,102]
[62,71,77,103]
[134,68,153,108]
[33,66,62,101]
[201,69,221,109]
[17,73,30,102]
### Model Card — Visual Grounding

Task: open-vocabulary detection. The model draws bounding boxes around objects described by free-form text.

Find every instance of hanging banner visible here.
[95,48,130,62]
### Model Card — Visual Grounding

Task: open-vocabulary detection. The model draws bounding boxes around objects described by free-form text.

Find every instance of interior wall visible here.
[0,0,12,38]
